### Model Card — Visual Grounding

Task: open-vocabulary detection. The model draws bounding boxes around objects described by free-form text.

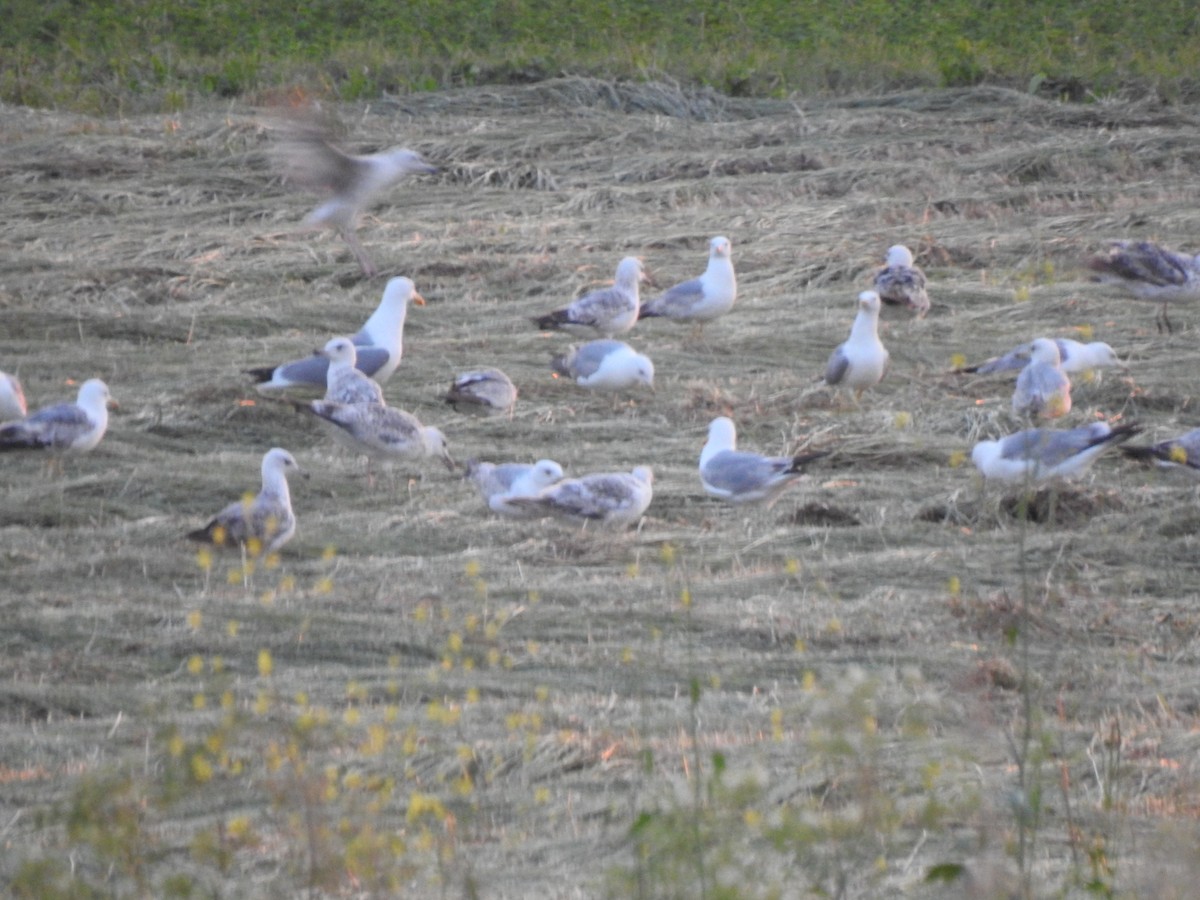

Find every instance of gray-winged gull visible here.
[1121,428,1200,474]
[962,338,1121,378]
[638,236,736,335]
[1012,338,1071,420]
[444,368,518,418]
[873,245,929,317]
[533,257,645,337]
[0,378,114,454]
[1087,240,1200,332]
[510,466,653,527]
[187,448,303,555]
[551,340,654,392]
[699,417,828,504]
[825,291,889,401]
[465,458,565,517]
[971,422,1139,483]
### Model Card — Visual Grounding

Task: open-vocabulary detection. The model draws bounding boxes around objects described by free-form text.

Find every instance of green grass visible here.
[4,0,1200,113]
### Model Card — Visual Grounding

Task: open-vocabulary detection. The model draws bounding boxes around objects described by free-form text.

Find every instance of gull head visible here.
[1029,338,1062,366]
[380,147,438,178]
[633,354,655,388]
[710,236,732,259]
[885,245,915,268]
[1087,341,1123,369]
[383,276,426,310]
[970,440,1001,476]
[264,447,303,479]
[318,336,358,366]
[531,459,565,488]
[706,417,738,452]
[615,257,647,289]
[79,378,116,411]
[423,426,456,470]
[631,465,654,486]
[857,290,882,315]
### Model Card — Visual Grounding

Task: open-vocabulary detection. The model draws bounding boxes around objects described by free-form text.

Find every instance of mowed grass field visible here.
[4,80,1200,896]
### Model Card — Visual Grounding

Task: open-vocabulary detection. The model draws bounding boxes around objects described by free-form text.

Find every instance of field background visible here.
[5,6,1200,898]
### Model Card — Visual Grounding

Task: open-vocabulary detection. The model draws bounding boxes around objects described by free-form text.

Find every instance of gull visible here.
[961,338,1122,378]
[873,244,930,317]
[444,368,517,418]
[277,124,437,277]
[464,458,565,517]
[296,400,454,482]
[1012,338,1071,420]
[825,291,889,402]
[247,276,425,394]
[638,236,736,336]
[317,337,384,405]
[551,340,654,392]
[972,422,1140,483]
[0,371,26,422]
[533,257,646,337]
[0,379,114,456]
[1121,428,1200,474]
[1086,240,1200,332]
[187,448,303,555]
[509,466,654,528]
[699,417,829,504]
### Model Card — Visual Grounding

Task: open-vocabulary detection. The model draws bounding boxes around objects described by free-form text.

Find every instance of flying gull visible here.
[638,236,737,336]
[296,400,454,482]
[0,378,114,455]
[1012,338,1071,420]
[961,338,1122,378]
[1086,240,1200,332]
[1121,427,1200,474]
[444,368,518,418]
[247,276,425,394]
[0,371,27,423]
[551,340,654,393]
[465,458,565,517]
[509,466,653,528]
[533,257,646,337]
[277,124,437,277]
[873,244,930,317]
[187,448,303,555]
[972,422,1139,483]
[699,416,828,504]
[825,291,889,401]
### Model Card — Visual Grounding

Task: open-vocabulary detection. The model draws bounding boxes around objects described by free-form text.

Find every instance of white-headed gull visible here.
[873,244,929,317]
[465,458,565,517]
[1087,240,1200,332]
[187,448,303,555]
[0,371,27,423]
[1121,428,1200,474]
[0,379,113,455]
[963,338,1122,378]
[825,291,889,401]
[1012,338,1071,420]
[551,340,654,392]
[247,276,424,394]
[971,422,1139,483]
[638,236,736,335]
[533,257,646,337]
[444,368,517,418]
[510,466,653,527]
[699,417,828,504]
[278,125,437,277]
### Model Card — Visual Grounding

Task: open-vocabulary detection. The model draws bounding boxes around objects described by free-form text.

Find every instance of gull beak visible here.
[107,397,120,410]
[412,290,427,307]
[441,449,458,472]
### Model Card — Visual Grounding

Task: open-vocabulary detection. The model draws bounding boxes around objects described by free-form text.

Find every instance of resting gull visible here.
[1086,240,1200,332]
[638,236,736,336]
[961,338,1121,378]
[277,124,437,277]
[465,458,565,517]
[551,340,654,392]
[972,422,1140,483]
[1012,338,1071,420]
[296,400,454,480]
[316,336,385,405]
[187,448,303,555]
[533,257,645,337]
[444,368,518,418]
[699,417,828,504]
[0,378,114,455]
[0,371,27,423]
[1121,428,1200,474]
[247,276,424,394]
[509,466,653,528]
[873,244,930,317]
[825,291,889,401]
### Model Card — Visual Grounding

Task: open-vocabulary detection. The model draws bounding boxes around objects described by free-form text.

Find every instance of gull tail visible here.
[788,450,831,473]
[533,310,571,331]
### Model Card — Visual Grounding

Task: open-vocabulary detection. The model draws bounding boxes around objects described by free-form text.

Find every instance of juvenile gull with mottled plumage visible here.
[1087,240,1200,331]
[248,276,424,394]
[873,245,929,317]
[533,257,646,337]
[445,368,517,418]
[187,448,303,555]
[510,466,653,528]
[296,400,454,480]
[1012,338,1071,420]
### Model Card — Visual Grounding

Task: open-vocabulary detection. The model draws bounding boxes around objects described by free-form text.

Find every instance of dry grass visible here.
[4,79,1200,896]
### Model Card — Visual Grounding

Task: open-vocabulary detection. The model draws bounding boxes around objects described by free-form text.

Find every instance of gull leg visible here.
[339,227,378,278]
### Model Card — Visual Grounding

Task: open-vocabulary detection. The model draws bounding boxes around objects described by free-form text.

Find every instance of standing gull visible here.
[444,368,518,418]
[465,458,565,517]
[873,245,930,317]
[1012,338,1071,420]
[699,417,829,504]
[0,371,26,423]
[972,422,1140,483]
[638,236,737,336]
[825,291,889,402]
[961,338,1122,378]
[1086,240,1200,332]
[510,466,654,528]
[296,400,454,481]
[187,448,303,555]
[317,337,385,405]
[247,276,425,394]
[533,257,646,337]
[0,378,114,455]
[1121,428,1200,474]
[277,125,437,277]
[551,340,654,393]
